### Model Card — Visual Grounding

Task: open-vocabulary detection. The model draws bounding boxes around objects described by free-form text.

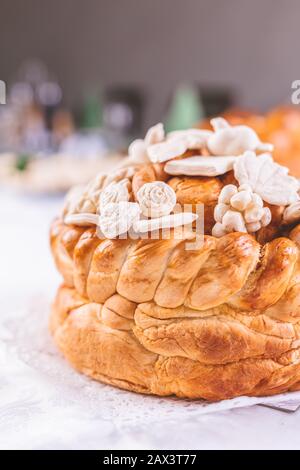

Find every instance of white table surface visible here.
[1,189,300,451]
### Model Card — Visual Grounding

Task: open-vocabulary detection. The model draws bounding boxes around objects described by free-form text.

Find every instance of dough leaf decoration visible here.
[234,151,299,206]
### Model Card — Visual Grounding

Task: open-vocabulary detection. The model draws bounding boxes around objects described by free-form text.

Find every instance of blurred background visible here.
[1,0,300,194]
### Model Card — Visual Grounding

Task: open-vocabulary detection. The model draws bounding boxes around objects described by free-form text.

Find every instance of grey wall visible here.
[0,0,299,126]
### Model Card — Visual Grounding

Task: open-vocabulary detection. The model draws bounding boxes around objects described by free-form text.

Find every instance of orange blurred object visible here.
[200,106,300,177]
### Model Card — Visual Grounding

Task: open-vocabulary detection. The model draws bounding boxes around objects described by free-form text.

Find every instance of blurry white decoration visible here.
[208,117,273,156]
[234,151,299,206]
[59,132,108,159]
[18,58,48,86]
[104,103,133,129]
[10,82,34,107]
[37,82,62,106]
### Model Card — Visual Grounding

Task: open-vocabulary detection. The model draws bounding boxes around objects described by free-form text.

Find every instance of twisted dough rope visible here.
[50,284,300,399]
[51,219,300,316]
[50,221,300,400]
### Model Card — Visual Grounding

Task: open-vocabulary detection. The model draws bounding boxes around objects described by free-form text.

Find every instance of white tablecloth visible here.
[1,189,300,450]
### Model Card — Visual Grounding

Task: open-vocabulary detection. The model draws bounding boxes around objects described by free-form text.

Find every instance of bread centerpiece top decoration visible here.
[50,116,300,401]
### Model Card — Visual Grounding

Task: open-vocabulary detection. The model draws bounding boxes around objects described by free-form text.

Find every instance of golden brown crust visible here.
[132,163,168,199]
[49,218,300,400]
[50,221,300,313]
[50,284,300,400]
[168,176,222,234]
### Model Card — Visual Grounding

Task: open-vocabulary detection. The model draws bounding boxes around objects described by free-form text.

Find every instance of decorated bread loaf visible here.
[50,118,300,401]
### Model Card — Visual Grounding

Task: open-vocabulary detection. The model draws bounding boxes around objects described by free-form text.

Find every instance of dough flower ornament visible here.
[212,183,272,237]
[99,201,141,239]
[137,181,177,218]
[208,117,273,156]
[234,151,300,206]
[99,178,130,213]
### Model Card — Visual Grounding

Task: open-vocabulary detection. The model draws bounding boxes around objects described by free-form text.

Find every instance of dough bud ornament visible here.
[212,183,272,237]
[50,117,300,401]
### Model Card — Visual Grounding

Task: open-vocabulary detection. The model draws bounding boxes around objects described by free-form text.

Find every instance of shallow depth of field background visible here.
[0,0,299,128]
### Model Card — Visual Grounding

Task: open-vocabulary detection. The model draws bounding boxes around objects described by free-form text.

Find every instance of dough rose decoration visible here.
[137,181,176,218]
[134,180,197,234]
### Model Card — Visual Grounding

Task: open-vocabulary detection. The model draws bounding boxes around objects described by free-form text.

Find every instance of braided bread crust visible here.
[50,219,300,400]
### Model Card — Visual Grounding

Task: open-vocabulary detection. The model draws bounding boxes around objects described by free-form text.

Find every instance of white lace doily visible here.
[1,294,300,449]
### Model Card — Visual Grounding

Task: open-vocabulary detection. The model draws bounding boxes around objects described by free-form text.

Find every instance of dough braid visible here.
[49,219,300,400]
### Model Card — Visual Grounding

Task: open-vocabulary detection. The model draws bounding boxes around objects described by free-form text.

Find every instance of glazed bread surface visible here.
[50,218,300,400]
